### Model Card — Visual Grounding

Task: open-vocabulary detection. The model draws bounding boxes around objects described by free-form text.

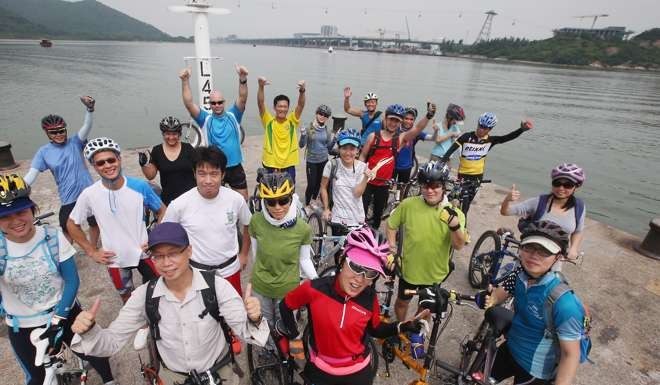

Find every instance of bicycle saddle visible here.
[256,168,267,182]
[485,306,514,337]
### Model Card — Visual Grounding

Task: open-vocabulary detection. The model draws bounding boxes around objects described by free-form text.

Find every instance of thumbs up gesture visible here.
[243,283,262,323]
[505,184,520,203]
[71,297,101,335]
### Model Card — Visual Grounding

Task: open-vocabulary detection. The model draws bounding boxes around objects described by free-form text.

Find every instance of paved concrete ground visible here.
[1,136,658,385]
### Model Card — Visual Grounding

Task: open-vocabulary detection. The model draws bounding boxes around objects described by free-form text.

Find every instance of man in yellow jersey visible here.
[257,76,306,183]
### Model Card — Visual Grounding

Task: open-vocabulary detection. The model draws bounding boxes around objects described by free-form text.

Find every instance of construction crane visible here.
[474,10,497,44]
[574,14,609,29]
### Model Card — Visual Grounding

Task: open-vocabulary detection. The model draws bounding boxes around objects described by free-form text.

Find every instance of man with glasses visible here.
[71,222,269,385]
[163,146,251,297]
[68,137,165,303]
[387,161,466,358]
[180,65,250,199]
[256,76,306,183]
[24,96,100,245]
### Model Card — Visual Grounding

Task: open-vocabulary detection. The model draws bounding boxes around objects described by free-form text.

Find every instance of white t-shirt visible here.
[1,226,76,328]
[163,187,251,277]
[70,176,163,268]
[323,159,367,226]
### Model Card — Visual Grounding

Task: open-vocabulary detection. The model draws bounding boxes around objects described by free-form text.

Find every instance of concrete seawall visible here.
[1,136,658,384]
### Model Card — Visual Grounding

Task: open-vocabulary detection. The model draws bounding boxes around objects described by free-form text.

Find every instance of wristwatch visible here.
[239,78,247,85]
[449,223,461,232]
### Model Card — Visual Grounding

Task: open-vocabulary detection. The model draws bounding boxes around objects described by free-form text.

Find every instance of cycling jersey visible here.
[195,104,244,167]
[442,128,526,176]
[360,111,382,145]
[396,131,429,170]
[365,132,398,187]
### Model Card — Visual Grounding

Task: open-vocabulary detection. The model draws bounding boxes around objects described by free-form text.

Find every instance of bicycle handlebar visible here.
[174,354,231,385]
[403,288,476,303]
[33,211,54,225]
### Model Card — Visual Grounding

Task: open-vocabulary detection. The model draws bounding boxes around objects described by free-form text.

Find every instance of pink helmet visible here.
[551,163,585,187]
[344,227,389,276]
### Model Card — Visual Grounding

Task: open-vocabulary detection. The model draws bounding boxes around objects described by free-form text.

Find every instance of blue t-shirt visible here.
[507,271,584,380]
[194,104,244,167]
[431,123,461,158]
[396,131,427,170]
[31,136,94,205]
[360,111,382,145]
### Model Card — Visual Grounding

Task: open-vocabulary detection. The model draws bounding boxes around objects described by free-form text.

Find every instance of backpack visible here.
[544,272,593,364]
[518,194,585,233]
[145,270,237,366]
[366,131,399,161]
[326,158,339,209]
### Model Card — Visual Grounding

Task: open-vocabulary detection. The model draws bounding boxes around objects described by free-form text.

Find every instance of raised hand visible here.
[426,101,437,119]
[257,76,270,87]
[71,297,101,335]
[235,63,249,79]
[80,96,95,111]
[343,86,352,99]
[521,119,534,130]
[179,67,192,81]
[297,80,306,92]
[243,283,262,323]
[506,184,520,202]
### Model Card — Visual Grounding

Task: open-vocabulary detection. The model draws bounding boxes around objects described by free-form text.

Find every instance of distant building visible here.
[553,26,633,40]
[320,25,339,37]
[293,32,321,39]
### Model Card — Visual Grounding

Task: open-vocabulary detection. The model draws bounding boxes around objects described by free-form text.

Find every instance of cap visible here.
[338,137,360,147]
[345,247,386,276]
[0,197,35,218]
[520,235,561,255]
[147,222,190,250]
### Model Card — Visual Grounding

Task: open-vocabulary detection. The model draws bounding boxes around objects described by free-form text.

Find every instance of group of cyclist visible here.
[0,64,590,385]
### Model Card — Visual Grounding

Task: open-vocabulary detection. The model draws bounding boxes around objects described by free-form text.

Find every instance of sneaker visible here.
[409,332,425,359]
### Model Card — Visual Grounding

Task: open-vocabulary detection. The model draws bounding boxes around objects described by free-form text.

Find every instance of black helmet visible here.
[404,107,418,119]
[446,104,465,121]
[316,104,332,117]
[417,161,450,185]
[41,114,67,131]
[521,220,569,255]
[159,116,182,133]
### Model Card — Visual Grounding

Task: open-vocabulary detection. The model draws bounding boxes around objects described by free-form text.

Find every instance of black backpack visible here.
[366,131,399,161]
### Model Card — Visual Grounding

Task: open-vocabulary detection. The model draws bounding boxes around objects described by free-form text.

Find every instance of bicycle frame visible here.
[31,327,88,385]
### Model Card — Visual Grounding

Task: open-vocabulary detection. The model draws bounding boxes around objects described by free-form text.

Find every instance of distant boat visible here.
[328,46,333,53]
[39,39,52,48]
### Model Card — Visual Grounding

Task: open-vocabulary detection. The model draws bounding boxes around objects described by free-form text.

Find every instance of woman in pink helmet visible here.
[277,227,424,385]
[500,163,587,262]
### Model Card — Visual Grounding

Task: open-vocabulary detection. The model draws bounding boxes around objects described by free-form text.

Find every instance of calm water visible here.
[1,40,659,236]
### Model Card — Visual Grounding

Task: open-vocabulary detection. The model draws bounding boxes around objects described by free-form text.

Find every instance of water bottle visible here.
[500,261,516,277]
[409,332,425,359]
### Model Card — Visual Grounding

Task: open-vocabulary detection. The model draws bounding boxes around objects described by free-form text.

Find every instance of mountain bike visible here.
[305,215,363,275]
[447,177,491,219]
[247,328,305,385]
[180,120,245,148]
[30,327,88,385]
[468,228,520,289]
[365,177,422,224]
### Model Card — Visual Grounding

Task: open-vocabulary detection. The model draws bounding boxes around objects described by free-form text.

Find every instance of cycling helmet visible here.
[41,115,66,131]
[344,227,389,276]
[446,103,465,121]
[404,107,418,119]
[0,174,35,217]
[520,220,569,255]
[316,104,332,117]
[417,161,450,185]
[363,92,378,102]
[551,163,585,187]
[337,129,361,147]
[83,137,121,163]
[477,112,497,129]
[259,172,295,199]
[385,104,406,120]
[159,116,182,133]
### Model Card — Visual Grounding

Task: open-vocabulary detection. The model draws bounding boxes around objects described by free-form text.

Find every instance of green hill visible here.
[0,0,174,41]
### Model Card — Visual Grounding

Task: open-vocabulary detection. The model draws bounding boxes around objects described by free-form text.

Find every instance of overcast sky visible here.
[96,0,658,41]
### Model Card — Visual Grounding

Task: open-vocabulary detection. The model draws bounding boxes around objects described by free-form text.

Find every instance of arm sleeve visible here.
[193,109,208,127]
[250,237,258,264]
[299,245,317,280]
[23,168,40,185]
[77,110,93,141]
[30,148,48,172]
[490,128,525,145]
[441,134,464,161]
[55,258,79,318]
[506,197,539,217]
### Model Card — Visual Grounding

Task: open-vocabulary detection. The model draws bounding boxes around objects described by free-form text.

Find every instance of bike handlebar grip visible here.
[34,211,55,221]
[481,179,492,184]
[403,289,418,296]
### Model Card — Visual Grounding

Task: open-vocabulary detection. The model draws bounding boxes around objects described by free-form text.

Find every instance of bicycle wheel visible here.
[180,122,202,148]
[306,212,324,258]
[402,180,421,199]
[54,346,88,385]
[249,186,261,214]
[468,231,501,289]
[411,155,419,180]
[247,343,286,385]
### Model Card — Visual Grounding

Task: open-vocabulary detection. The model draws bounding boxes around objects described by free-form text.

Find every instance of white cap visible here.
[520,235,561,254]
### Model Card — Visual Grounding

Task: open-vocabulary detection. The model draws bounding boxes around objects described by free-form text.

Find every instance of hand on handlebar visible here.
[397,309,431,334]
[39,322,64,354]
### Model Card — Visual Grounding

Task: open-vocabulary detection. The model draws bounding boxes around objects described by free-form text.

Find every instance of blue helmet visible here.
[337,129,361,147]
[478,112,497,129]
[385,104,406,120]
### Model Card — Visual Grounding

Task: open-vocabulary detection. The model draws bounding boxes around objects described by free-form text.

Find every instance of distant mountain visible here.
[0,0,178,41]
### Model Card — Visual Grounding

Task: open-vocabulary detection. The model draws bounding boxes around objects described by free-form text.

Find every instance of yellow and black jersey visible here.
[442,128,527,176]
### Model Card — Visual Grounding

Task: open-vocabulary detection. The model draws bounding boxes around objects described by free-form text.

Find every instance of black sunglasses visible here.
[95,157,118,167]
[265,195,292,207]
[552,179,576,189]
[317,112,330,118]
[209,100,225,106]
[47,128,67,136]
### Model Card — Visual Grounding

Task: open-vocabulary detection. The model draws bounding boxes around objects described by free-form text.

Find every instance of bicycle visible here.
[305,215,363,276]
[30,327,88,385]
[133,328,162,385]
[34,211,55,226]
[447,177,491,219]
[468,228,520,289]
[365,177,421,224]
[247,328,305,385]
[180,120,246,149]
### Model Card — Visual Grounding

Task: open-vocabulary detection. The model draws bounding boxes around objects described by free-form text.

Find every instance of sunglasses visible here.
[346,257,379,279]
[209,100,225,106]
[47,128,67,136]
[265,195,292,207]
[94,157,118,167]
[317,112,330,118]
[520,244,554,259]
[552,179,576,189]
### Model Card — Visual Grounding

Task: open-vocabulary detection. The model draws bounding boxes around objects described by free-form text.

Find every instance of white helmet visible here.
[363,92,378,102]
[84,137,121,163]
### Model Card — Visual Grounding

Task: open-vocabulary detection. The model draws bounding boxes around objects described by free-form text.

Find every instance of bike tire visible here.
[180,122,202,148]
[307,212,324,259]
[249,186,261,214]
[247,343,286,385]
[411,155,419,180]
[402,180,421,199]
[468,230,501,289]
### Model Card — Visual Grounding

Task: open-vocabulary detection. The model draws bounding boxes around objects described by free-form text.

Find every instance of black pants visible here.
[457,173,483,216]
[491,342,553,384]
[393,168,412,184]
[303,361,374,385]
[305,160,328,205]
[8,304,114,385]
[362,184,389,229]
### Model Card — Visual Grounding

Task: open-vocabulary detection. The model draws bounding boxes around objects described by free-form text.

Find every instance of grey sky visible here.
[96,0,658,41]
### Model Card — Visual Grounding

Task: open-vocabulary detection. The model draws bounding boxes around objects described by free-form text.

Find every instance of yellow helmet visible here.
[259,172,294,199]
[0,174,34,217]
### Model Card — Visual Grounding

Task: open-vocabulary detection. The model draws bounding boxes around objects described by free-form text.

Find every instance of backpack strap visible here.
[198,270,237,364]
[532,194,550,222]
[0,232,7,276]
[145,278,162,341]
[361,111,381,136]
[391,133,400,160]
[43,224,60,272]
[544,272,573,338]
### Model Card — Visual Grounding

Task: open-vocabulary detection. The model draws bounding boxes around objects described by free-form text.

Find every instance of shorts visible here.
[59,202,97,234]
[491,342,553,384]
[107,258,159,295]
[397,276,433,301]
[223,164,248,190]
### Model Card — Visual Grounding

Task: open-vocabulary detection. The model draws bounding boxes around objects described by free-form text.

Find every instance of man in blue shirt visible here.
[24,96,99,245]
[343,87,382,145]
[478,220,584,385]
[180,64,249,199]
